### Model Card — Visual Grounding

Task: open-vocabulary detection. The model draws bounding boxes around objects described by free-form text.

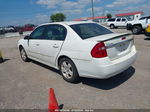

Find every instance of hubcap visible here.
[21,49,26,60]
[111,25,114,29]
[61,61,73,79]
[133,28,138,33]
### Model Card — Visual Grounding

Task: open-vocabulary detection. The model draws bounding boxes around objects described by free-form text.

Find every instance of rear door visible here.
[115,18,121,26]
[121,18,127,27]
[39,24,67,66]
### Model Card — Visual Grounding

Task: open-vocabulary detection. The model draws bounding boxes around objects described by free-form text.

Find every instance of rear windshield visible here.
[107,18,115,22]
[70,23,113,39]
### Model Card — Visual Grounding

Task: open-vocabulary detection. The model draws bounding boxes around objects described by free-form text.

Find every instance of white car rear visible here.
[18,21,137,82]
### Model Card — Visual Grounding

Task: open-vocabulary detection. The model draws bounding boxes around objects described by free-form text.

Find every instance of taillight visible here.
[91,42,108,58]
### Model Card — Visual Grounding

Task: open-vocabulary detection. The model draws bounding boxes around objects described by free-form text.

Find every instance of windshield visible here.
[70,23,113,39]
[139,16,150,20]
[139,17,146,20]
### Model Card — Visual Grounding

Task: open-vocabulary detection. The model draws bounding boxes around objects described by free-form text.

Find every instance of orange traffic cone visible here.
[49,88,59,112]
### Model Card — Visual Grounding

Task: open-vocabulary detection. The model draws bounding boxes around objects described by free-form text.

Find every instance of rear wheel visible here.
[20,47,29,62]
[132,25,142,34]
[59,58,79,83]
[110,24,115,29]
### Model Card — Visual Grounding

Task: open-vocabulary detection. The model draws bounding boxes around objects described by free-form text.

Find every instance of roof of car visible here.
[115,12,144,16]
[38,21,95,27]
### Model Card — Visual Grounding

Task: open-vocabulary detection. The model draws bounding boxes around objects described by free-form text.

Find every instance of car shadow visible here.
[31,60,60,74]
[0,59,10,63]
[30,60,135,90]
[80,66,135,90]
[144,37,150,40]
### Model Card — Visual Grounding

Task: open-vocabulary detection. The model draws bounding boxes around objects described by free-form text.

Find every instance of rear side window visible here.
[122,19,126,21]
[107,18,115,22]
[44,25,67,41]
[70,23,113,39]
[116,18,121,22]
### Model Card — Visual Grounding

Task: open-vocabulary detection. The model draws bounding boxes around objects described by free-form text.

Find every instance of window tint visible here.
[44,25,67,41]
[139,17,146,20]
[122,19,126,21]
[107,18,115,22]
[30,26,45,39]
[116,18,121,22]
[70,23,113,40]
[147,16,150,19]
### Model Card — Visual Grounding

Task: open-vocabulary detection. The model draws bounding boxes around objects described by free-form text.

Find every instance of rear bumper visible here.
[76,46,137,79]
[126,24,133,30]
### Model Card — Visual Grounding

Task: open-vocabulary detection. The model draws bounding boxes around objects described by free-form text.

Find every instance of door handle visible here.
[53,44,59,48]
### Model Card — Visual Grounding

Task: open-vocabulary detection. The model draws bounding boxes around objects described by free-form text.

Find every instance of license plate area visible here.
[116,41,128,52]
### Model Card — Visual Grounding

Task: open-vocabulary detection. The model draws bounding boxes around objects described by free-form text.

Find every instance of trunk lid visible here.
[86,33,134,60]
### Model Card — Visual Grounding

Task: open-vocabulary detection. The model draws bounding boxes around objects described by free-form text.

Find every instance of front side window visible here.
[30,26,45,39]
[70,23,113,39]
[43,25,67,41]
[122,19,126,22]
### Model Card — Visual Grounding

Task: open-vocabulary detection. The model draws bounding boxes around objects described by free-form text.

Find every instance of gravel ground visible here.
[0,28,150,109]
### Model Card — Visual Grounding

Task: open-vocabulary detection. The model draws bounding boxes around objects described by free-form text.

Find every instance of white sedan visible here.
[18,21,137,82]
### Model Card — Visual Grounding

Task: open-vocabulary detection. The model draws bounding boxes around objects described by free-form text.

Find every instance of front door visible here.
[27,26,46,60]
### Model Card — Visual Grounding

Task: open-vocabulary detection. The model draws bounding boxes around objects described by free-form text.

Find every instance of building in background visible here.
[115,12,144,20]
[73,12,144,23]
[73,16,108,23]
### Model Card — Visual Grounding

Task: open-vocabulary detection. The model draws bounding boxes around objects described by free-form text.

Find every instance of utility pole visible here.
[102,7,105,16]
[91,0,94,18]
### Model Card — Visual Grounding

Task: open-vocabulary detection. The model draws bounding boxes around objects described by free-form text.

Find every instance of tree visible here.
[107,13,112,18]
[50,13,66,22]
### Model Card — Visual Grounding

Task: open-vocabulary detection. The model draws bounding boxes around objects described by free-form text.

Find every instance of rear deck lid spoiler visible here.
[85,33,132,42]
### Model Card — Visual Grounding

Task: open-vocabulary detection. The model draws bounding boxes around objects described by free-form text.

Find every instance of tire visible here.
[59,58,79,83]
[20,47,29,62]
[145,30,150,36]
[0,58,3,63]
[132,25,142,34]
[110,24,115,29]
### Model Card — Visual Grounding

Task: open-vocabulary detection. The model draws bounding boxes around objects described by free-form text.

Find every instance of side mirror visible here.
[24,35,30,40]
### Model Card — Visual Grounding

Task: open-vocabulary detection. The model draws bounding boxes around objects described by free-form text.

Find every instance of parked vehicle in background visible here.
[18,21,137,83]
[127,16,150,34]
[145,24,150,36]
[23,24,35,32]
[19,24,35,34]
[0,27,5,34]
[107,18,128,29]
[4,26,16,33]
[14,26,24,32]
